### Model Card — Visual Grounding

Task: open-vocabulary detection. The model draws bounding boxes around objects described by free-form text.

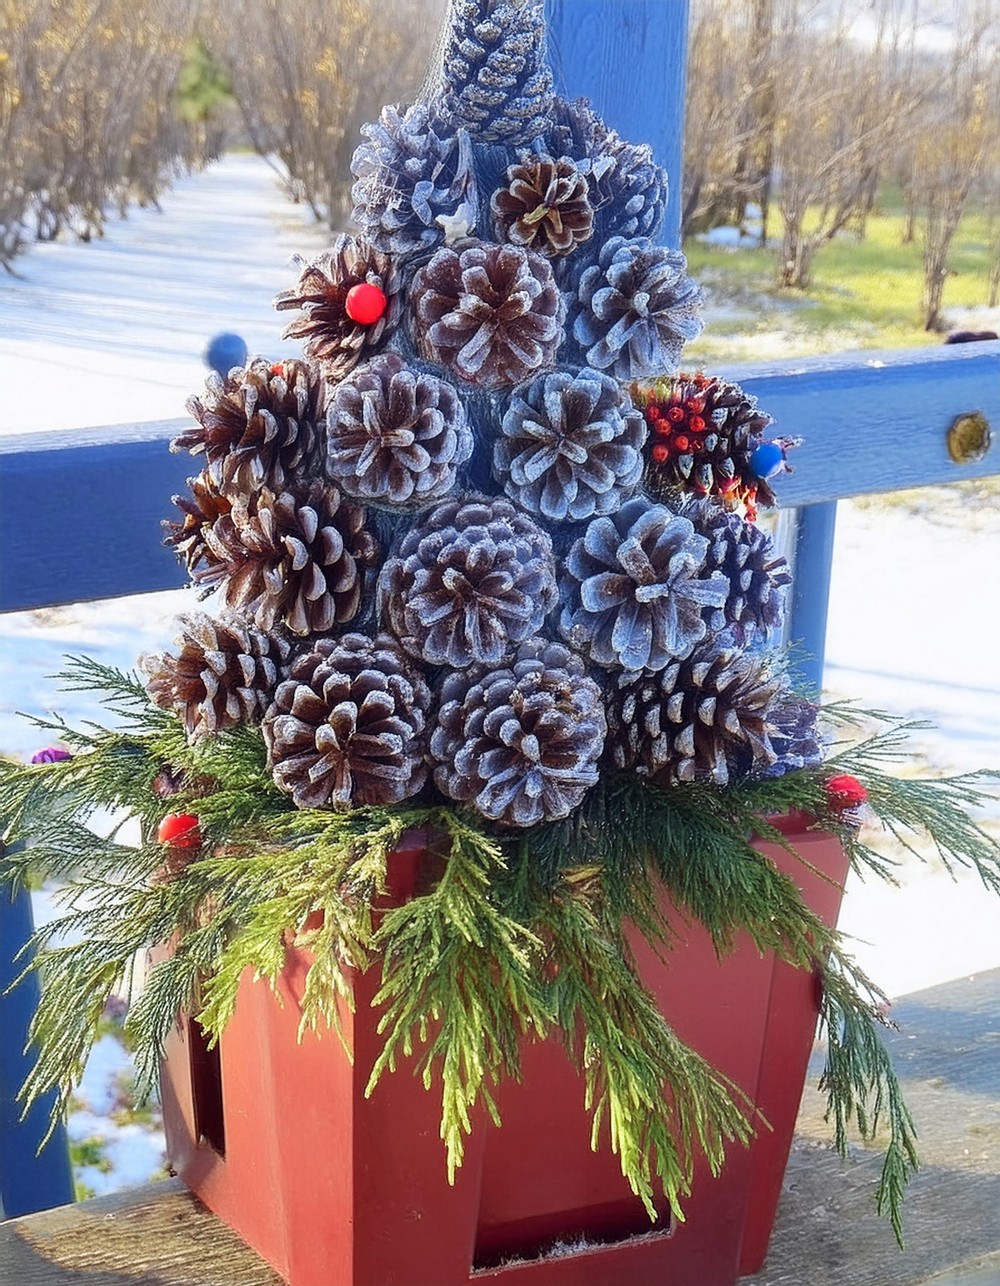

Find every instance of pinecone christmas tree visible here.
[410,240,563,390]
[274,236,402,381]
[326,354,473,509]
[174,358,324,495]
[431,639,606,826]
[494,367,646,522]
[350,103,477,257]
[686,498,791,641]
[570,237,703,381]
[195,484,379,637]
[377,494,558,667]
[434,0,554,146]
[490,154,594,257]
[605,630,786,785]
[263,632,431,810]
[559,497,729,672]
[140,611,290,741]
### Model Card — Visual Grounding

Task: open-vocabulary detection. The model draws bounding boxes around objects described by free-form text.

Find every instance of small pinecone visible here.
[435,0,554,146]
[559,496,729,672]
[491,154,594,257]
[140,611,290,741]
[763,694,825,779]
[174,358,324,494]
[605,630,785,785]
[274,236,402,380]
[636,375,778,514]
[164,471,233,582]
[326,354,473,509]
[351,103,477,257]
[431,639,605,827]
[686,499,790,641]
[411,240,563,390]
[378,494,558,667]
[570,236,703,381]
[494,368,646,522]
[263,633,431,810]
[200,484,380,637]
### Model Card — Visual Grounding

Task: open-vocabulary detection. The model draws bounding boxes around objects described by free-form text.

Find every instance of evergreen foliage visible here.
[2,663,998,1243]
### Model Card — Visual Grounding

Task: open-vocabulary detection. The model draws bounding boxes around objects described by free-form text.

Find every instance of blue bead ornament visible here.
[751,441,785,479]
[203,332,248,377]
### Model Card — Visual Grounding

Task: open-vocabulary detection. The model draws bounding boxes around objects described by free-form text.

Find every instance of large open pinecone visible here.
[410,240,563,390]
[686,498,790,641]
[325,354,473,509]
[174,358,324,495]
[164,471,233,583]
[435,0,554,146]
[494,368,646,522]
[274,237,402,381]
[491,154,594,257]
[263,632,431,810]
[351,103,477,257]
[377,493,558,667]
[635,375,778,514]
[559,497,729,672]
[431,638,605,827]
[198,484,379,636]
[605,630,786,785]
[141,611,290,741]
[570,236,703,381]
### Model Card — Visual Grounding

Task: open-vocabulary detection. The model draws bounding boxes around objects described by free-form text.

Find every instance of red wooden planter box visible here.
[160,818,848,1286]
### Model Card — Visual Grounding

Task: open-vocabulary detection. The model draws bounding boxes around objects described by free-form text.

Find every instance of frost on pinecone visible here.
[571,237,703,381]
[195,484,379,637]
[559,497,729,672]
[350,103,477,257]
[434,0,554,146]
[175,358,324,494]
[431,639,605,826]
[326,354,473,509]
[605,630,786,785]
[274,236,402,380]
[263,633,431,810]
[411,240,563,390]
[164,471,233,582]
[494,368,646,522]
[491,154,594,257]
[377,494,557,667]
[687,499,790,641]
[141,611,290,741]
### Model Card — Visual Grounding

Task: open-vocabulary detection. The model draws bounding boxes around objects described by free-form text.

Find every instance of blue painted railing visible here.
[1,0,999,1222]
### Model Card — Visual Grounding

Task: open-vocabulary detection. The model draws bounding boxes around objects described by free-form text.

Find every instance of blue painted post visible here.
[545,0,690,249]
[0,880,75,1217]
[783,503,839,698]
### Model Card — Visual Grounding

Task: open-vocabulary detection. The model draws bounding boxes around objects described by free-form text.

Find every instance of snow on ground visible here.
[2,153,999,1195]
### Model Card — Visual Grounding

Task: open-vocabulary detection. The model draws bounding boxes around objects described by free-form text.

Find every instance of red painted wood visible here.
[159,821,848,1286]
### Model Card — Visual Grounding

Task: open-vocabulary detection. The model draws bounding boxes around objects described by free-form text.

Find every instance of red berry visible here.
[674,435,690,452]
[826,775,868,810]
[667,406,686,424]
[271,362,285,377]
[651,444,670,463]
[156,813,201,848]
[688,415,706,433]
[646,405,661,420]
[345,282,387,325]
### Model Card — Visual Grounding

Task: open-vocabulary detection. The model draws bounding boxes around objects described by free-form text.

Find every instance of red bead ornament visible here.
[825,775,868,810]
[667,406,686,424]
[651,444,670,463]
[345,282,388,325]
[674,434,690,452]
[156,813,201,848]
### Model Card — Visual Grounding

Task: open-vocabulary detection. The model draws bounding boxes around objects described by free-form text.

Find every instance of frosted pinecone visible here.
[350,103,477,257]
[491,154,594,258]
[263,633,431,810]
[377,494,558,667]
[140,611,290,741]
[326,354,473,509]
[435,0,554,146]
[411,240,563,389]
[686,499,790,641]
[636,375,779,515]
[762,694,825,778]
[605,630,785,785]
[274,237,402,380]
[197,484,379,637]
[431,639,605,826]
[174,358,324,494]
[164,471,233,581]
[494,368,646,522]
[570,237,703,381]
[559,496,729,672]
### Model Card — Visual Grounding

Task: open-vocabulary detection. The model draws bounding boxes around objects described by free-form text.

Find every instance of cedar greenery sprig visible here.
[1,662,999,1244]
